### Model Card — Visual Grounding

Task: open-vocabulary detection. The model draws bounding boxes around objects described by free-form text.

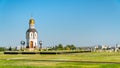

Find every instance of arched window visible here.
[34,32,37,39]
[30,32,33,39]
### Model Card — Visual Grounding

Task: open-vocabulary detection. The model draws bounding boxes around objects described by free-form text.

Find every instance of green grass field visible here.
[0,52,120,68]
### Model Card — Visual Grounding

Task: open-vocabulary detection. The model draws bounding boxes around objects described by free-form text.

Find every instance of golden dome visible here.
[29,18,35,25]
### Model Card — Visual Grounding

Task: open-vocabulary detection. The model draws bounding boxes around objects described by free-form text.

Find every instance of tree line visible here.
[48,44,76,50]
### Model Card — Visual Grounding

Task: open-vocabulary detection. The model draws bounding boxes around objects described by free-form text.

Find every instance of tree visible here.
[71,44,76,50]
[14,46,17,51]
[0,47,6,51]
[57,44,63,50]
[64,46,70,50]
[53,45,58,50]
[64,44,76,50]
[9,46,12,51]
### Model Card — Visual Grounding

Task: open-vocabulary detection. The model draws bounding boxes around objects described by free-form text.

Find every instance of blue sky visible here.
[0,0,120,47]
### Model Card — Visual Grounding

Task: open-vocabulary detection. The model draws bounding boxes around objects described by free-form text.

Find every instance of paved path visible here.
[2,59,120,64]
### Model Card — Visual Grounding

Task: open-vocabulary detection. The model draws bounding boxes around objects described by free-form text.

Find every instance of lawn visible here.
[0,52,120,68]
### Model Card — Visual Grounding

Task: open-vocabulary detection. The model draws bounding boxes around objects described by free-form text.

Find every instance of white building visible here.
[26,18,38,50]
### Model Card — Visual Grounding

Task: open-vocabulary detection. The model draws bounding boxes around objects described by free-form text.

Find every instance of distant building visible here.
[102,45,108,50]
[115,44,120,52]
[94,45,102,49]
[26,18,38,50]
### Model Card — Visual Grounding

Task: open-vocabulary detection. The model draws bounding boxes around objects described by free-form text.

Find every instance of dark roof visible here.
[26,28,37,33]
